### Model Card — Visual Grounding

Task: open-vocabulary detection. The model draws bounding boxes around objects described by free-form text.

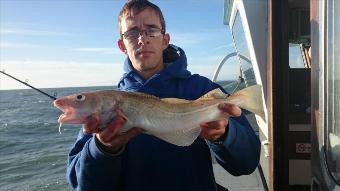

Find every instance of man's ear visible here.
[162,33,170,50]
[118,39,127,54]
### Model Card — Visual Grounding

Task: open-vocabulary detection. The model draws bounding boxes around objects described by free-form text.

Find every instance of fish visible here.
[53,85,265,146]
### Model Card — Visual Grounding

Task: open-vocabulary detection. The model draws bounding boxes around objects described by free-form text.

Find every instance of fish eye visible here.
[75,94,86,102]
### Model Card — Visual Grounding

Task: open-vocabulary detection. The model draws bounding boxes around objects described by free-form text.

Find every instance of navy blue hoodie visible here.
[66,45,261,191]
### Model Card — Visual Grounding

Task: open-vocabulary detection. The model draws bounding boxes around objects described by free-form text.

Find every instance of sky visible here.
[0,0,237,90]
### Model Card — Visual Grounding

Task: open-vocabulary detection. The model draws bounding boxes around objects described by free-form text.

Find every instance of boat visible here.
[211,0,340,190]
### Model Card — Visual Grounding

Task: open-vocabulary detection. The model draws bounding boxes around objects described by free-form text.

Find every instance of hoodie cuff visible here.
[88,135,124,161]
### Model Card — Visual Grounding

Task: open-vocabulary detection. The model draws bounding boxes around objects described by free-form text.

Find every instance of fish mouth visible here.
[57,110,85,124]
[57,109,76,123]
[53,100,79,124]
[58,113,69,123]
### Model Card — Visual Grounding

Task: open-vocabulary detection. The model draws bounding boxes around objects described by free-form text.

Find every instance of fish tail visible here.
[229,85,266,120]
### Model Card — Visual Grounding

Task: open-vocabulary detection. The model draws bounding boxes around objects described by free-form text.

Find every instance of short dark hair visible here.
[118,0,166,39]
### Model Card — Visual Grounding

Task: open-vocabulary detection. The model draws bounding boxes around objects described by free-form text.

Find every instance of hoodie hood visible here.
[118,44,191,91]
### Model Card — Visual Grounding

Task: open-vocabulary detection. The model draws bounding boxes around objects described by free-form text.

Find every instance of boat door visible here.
[220,0,313,190]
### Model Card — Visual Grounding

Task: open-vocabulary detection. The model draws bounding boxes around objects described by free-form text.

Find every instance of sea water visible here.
[0,86,115,191]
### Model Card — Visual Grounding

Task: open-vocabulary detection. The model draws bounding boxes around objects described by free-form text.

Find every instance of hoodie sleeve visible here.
[206,113,261,176]
[66,129,123,191]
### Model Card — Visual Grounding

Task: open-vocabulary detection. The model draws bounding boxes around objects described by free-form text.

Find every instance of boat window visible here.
[289,43,307,68]
[227,11,261,139]
[231,11,256,87]
[325,0,340,184]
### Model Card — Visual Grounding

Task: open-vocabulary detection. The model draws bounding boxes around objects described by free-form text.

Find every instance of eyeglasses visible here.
[122,28,164,40]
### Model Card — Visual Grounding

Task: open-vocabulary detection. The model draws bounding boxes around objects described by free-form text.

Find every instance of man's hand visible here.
[200,103,241,142]
[83,112,144,154]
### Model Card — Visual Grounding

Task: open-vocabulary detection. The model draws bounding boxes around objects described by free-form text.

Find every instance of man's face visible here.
[118,8,169,79]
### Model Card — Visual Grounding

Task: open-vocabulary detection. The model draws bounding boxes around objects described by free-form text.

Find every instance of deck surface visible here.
[213,164,265,191]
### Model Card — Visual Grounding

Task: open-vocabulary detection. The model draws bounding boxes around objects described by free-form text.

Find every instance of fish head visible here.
[53,92,100,124]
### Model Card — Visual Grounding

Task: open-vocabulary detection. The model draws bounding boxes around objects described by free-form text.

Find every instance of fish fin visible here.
[198,88,229,100]
[161,98,191,104]
[129,91,161,100]
[116,110,132,124]
[152,127,201,146]
[228,85,266,120]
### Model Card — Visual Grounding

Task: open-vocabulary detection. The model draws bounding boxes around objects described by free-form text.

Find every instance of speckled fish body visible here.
[53,85,264,146]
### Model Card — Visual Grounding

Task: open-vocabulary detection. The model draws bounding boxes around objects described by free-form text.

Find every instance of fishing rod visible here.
[0,70,57,100]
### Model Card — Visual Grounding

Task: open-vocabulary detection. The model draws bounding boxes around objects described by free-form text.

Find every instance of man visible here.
[67,1,261,190]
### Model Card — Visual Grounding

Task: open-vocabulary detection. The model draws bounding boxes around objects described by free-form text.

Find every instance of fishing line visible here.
[0,70,57,100]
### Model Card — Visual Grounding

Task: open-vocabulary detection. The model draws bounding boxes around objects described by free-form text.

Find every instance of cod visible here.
[54,85,265,146]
